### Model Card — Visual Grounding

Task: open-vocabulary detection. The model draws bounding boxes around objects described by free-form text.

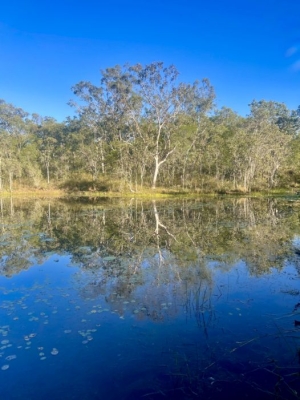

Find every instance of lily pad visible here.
[103,256,116,261]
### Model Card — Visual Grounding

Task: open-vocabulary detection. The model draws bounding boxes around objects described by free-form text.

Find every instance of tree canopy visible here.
[0,62,299,193]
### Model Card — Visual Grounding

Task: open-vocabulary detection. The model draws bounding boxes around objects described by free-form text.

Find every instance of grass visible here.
[0,189,65,199]
[0,181,297,200]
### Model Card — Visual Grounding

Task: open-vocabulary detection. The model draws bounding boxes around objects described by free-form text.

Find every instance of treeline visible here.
[1,62,300,193]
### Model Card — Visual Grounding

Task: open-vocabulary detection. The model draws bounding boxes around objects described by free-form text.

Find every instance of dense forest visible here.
[1,62,300,193]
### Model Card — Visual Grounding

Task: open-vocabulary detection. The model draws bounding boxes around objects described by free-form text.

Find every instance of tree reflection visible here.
[0,196,298,286]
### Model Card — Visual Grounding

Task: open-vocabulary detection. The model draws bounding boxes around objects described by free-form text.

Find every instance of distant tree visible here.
[245,100,292,189]
[32,116,71,185]
[0,100,31,190]
[249,100,300,136]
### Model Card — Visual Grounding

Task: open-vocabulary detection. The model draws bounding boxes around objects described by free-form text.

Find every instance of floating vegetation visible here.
[78,328,96,338]
[5,355,16,361]
[103,256,116,261]
[51,348,59,356]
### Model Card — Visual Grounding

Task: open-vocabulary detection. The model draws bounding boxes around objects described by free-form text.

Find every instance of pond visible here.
[0,196,300,399]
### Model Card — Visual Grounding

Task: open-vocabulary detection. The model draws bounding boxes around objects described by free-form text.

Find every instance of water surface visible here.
[0,197,300,399]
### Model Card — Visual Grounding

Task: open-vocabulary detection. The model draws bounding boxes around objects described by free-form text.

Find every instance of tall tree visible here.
[0,100,32,190]
[34,117,61,184]
[71,62,215,188]
[244,100,292,190]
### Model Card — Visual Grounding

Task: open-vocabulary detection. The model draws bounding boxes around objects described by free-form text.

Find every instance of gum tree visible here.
[71,62,215,188]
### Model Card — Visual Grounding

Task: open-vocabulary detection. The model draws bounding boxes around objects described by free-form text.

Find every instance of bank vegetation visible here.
[1,62,300,196]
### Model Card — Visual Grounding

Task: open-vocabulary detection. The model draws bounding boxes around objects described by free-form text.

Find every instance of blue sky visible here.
[0,0,299,121]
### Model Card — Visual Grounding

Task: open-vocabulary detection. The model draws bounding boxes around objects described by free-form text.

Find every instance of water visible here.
[0,197,300,399]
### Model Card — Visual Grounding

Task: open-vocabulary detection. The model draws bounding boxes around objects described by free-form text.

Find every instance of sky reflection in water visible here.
[0,197,300,399]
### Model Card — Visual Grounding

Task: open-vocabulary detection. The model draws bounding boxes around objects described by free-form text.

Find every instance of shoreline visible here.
[0,188,297,200]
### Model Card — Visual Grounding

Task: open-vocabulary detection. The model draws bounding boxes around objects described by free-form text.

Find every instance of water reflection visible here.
[0,197,298,277]
[0,197,300,399]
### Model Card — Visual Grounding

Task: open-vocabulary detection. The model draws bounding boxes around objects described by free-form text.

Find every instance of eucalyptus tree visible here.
[35,117,57,184]
[125,63,215,188]
[164,114,211,189]
[249,100,300,136]
[34,117,69,185]
[0,100,33,190]
[243,101,292,190]
[282,105,300,185]
[70,73,129,179]
[62,117,87,179]
[71,62,215,188]
[208,108,248,190]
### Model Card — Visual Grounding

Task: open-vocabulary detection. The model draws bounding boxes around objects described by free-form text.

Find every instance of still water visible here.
[0,197,300,399]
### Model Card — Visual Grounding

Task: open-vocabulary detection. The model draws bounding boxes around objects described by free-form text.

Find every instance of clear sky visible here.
[0,0,299,121]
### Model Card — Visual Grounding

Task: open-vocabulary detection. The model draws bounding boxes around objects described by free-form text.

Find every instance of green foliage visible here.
[1,63,300,193]
[60,178,111,192]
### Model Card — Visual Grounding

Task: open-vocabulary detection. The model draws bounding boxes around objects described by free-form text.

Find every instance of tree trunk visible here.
[0,158,2,191]
[152,147,176,189]
[47,165,50,184]
[152,156,159,189]
[100,141,105,174]
[9,171,13,192]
